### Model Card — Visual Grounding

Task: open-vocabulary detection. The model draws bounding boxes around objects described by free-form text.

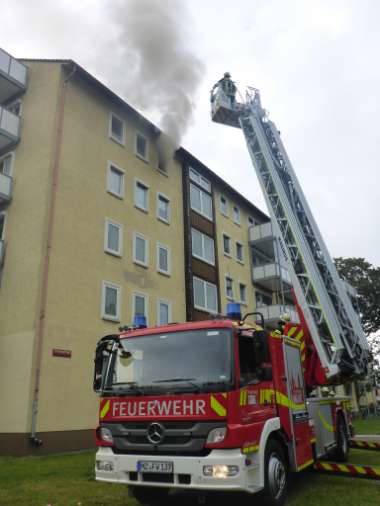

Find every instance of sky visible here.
[2,0,380,265]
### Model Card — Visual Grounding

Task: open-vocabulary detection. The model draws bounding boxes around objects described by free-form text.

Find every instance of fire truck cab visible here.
[94,306,350,505]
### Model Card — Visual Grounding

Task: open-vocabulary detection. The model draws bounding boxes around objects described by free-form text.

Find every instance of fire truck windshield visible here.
[103,328,233,394]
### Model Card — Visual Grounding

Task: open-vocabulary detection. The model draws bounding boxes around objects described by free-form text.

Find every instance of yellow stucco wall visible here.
[34,71,186,432]
[0,62,62,432]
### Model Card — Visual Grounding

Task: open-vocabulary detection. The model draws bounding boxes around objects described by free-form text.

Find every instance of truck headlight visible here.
[203,465,239,478]
[100,427,114,443]
[206,427,227,444]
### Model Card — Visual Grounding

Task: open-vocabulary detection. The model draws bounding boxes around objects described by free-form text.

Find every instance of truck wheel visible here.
[262,439,288,506]
[129,485,169,505]
[333,415,349,462]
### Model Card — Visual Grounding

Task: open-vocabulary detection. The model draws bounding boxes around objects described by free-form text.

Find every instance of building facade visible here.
[0,49,298,455]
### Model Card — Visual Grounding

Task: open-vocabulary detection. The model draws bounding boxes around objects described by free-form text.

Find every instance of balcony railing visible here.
[256,304,300,326]
[0,239,5,267]
[0,48,27,103]
[252,262,292,290]
[0,106,20,152]
[249,221,275,243]
[0,172,12,204]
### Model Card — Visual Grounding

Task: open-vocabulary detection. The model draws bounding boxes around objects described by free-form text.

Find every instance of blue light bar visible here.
[133,315,147,328]
[227,302,241,321]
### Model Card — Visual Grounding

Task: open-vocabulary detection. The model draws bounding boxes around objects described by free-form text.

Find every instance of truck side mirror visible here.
[93,335,118,393]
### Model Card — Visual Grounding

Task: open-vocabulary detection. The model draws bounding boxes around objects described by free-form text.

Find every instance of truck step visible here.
[314,461,380,480]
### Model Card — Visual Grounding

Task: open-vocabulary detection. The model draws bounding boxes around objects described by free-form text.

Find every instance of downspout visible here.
[30,63,77,445]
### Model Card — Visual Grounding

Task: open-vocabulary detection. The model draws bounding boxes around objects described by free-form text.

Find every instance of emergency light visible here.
[227,302,241,321]
[133,315,147,328]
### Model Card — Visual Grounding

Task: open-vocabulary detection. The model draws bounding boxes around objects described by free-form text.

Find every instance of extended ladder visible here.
[210,82,369,380]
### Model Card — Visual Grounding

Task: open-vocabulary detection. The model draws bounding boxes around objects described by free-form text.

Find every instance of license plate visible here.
[137,460,173,473]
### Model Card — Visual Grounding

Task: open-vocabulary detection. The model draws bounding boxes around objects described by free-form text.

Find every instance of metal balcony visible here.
[252,262,292,290]
[0,48,27,104]
[0,172,12,205]
[249,221,275,243]
[256,304,300,327]
[0,107,20,152]
[0,239,5,267]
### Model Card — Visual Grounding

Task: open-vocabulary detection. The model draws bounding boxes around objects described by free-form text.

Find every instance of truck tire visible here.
[262,439,288,506]
[129,485,169,505]
[333,415,349,462]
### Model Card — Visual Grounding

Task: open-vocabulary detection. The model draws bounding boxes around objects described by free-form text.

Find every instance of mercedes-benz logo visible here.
[147,422,165,445]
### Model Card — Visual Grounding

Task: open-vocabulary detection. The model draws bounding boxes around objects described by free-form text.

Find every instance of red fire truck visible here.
[93,78,371,505]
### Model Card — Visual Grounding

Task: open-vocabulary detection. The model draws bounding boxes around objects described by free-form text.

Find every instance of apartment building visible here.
[0,48,296,456]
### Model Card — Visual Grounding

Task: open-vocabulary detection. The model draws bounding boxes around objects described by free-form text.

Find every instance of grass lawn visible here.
[0,445,379,506]
[353,417,380,436]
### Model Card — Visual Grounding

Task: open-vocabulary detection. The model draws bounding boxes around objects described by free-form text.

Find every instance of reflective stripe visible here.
[259,388,305,410]
[240,389,248,406]
[210,395,227,417]
[242,444,259,454]
[297,458,314,471]
[287,326,297,337]
[295,329,304,341]
[100,400,110,419]
[317,409,334,432]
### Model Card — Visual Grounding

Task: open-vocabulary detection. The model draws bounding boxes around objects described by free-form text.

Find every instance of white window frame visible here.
[107,161,124,199]
[135,131,149,162]
[233,206,241,225]
[109,112,126,146]
[104,218,123,257]
[157,242,171,276]
[0,211,7,240]
[134,178,149,212]
[156,192,170,224]
[193,276,218,314]
[189,167,211,192]
[133,291,148,323]
[0,152,15,177]
[219,195,228,217]
[223,233,231,257]
[239,282,247,305]
[133,232,149,267]
[191,228,215,266]
[101,281,121,322]
[157,298,172,326]
[225,276,234,300]
[236,241,244,264]
[190,183,213,221]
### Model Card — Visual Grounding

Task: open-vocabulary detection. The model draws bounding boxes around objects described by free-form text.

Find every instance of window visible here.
[133,232,148,267]
[8,100,21,116]
[157,299,171,325]
[233,206,241,225]
[236,242,244,263]
[135,132,149,161]
[239,283,247,304]
[0,213,6,240]
[157,243,170,275]
[189,167,211,192]
[157,193,170,223]
[0,153,13,176]
[191,228,215,265]
[104,219,122,256]
[225,276,234,300]
[193,276,218,313]
[220,195,228,216]
[223,234,231,256]
[134,180,149,211]
[133,292,148,322]
[248,216,254,227]
[107,162,124,198]
[109,112,125,145]
[190,184,213,220]
[101,281,121,321]
[256,291,272,307]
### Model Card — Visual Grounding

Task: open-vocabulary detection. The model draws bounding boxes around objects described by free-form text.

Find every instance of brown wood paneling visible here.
[190,211,214,237]
[192,258,217,284]
[0,429,95,456]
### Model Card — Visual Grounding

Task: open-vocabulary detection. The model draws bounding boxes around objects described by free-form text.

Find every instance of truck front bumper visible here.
[95,447,261,493]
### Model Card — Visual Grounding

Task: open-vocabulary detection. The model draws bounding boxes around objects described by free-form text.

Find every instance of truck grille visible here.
[102,420,225,456]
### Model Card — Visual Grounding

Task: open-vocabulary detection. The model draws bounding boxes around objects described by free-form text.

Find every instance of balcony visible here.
[252,262,292,291]
[256,304,300,327]
[249,221,275,243]
[0,107,20,152]
[0,48,27,103]
[0,172,12,205]
[0,239,5,267]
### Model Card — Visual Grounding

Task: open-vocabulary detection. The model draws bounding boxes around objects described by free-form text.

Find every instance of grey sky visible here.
[2,0,379,265]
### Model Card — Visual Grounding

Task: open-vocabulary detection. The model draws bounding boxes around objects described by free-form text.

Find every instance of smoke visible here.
[107,0,205,167]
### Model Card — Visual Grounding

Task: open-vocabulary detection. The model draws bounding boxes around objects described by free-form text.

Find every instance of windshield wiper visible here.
[153,377,202,392]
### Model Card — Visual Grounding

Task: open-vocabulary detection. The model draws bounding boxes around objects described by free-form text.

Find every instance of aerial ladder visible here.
[210,76,370,383]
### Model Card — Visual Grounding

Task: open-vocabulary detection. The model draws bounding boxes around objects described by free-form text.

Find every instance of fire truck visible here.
[93,78,371,505]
